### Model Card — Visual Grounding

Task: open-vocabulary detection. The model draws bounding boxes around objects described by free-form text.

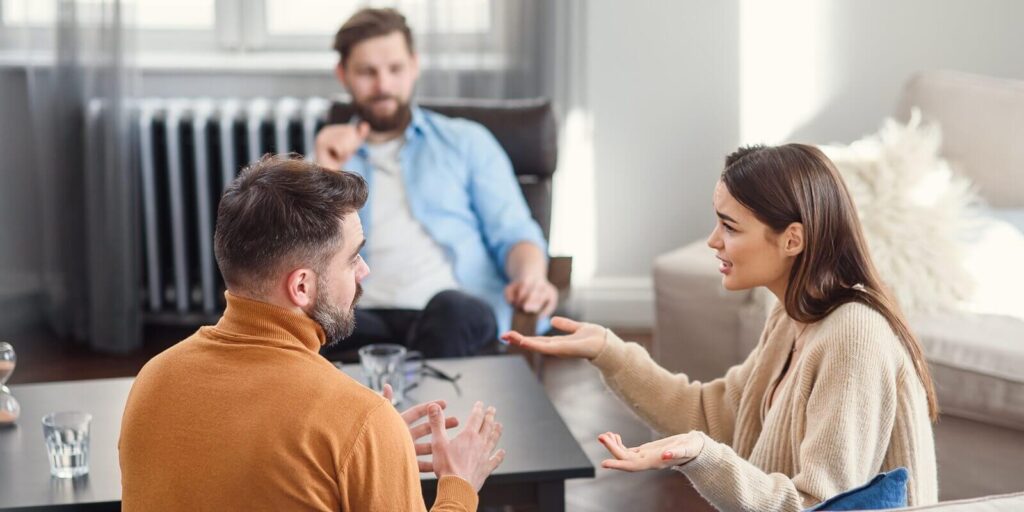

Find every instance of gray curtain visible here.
[25,0,141,353]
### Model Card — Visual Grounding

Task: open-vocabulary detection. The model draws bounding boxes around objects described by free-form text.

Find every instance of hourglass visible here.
[0,342,19,425]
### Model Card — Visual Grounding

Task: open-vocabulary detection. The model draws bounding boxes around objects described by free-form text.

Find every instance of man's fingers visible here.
[504,283,519,304]
[515,282,535,305]
[314,145,330,165]
[414,442,432,456]
[409,416,458,440]
[464,401,485,433]
[540,290,558,317]
[382,384,394,403]
[523,287,550,314]
[318,154,341,171]
[479,406,497,437]
[486,422,503,453]
[356,121,371,140]
[487,448,506,472]
[427,404,449,447]
[550,316,582,333]
[401,399,447,425]
[409,422,430,440]
[418,460,433,473]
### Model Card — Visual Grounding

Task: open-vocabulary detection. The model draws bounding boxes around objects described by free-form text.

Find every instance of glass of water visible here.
[42,411,92,478]
[358,344,423,405]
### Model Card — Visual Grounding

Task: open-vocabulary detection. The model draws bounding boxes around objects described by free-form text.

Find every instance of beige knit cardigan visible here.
[591,301,938,511]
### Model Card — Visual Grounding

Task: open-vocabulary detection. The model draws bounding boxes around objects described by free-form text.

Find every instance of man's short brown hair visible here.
[332,7,414,66]
[213,155,368,292]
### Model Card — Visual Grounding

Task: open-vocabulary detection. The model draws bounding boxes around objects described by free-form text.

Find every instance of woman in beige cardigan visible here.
[503,144,939,510]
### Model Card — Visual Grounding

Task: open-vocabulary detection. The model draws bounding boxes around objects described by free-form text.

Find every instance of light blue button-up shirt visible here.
[343,105,548,334]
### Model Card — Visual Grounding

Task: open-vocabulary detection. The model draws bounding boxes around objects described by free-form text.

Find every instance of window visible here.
[0,0,218,53]
[266,0,491,37]
[1,0,497,57]
[1,0,214,30]
[252,0,499,55]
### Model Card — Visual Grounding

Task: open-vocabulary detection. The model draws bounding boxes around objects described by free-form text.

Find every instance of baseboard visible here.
[568,276,654,328]
[0,273,45,333]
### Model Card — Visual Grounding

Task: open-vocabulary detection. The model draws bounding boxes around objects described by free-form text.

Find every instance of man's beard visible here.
[309,276,362,348]
[353,94,412,133]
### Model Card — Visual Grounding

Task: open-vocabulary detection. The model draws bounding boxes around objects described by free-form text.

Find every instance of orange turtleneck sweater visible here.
[119,292,477,511]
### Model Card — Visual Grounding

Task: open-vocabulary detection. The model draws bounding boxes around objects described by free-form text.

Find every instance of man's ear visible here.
[782,222,805,257]
[285,267,316,308]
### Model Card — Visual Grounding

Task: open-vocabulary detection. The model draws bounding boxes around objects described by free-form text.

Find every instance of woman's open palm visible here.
[598,431,705,472]
[500,316,608,360]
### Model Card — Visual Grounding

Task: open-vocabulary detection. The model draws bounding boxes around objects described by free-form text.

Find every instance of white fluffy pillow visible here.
[819,110,979,314]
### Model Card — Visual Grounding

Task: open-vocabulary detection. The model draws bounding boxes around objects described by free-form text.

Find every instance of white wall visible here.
[568,0,740,325]
[742,0,1024,146]
[576,0,1024,326]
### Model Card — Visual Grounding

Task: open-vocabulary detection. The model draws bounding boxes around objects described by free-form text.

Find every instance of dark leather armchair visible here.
[327,98,570,337]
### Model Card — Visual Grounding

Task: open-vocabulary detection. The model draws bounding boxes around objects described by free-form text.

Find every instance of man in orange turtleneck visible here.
[119,155,504,511]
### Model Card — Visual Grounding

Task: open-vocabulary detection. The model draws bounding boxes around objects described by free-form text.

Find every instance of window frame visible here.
[1,0,503,55]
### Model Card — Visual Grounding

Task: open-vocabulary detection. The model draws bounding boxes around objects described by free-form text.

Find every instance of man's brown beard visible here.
[353,95,412,132]
[311,281,362,347]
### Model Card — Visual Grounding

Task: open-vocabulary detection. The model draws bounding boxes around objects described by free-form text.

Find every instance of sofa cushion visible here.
[913,309,1024,430]
[896,70,1024,208]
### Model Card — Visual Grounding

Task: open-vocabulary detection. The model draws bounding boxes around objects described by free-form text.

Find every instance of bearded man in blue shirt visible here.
[315,8,556,359]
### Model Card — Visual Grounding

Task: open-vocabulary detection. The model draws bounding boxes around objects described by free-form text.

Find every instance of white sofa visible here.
[652,70,1024,501]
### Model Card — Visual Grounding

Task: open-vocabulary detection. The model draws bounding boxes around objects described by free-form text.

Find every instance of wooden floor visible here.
[4,325,714,511]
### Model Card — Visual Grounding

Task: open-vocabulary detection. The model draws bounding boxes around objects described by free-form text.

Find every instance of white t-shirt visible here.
[357,137,460,309]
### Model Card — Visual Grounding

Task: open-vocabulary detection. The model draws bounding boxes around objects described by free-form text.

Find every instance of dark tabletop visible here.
[0,355,593,510]
[0,378,130,511]
[341,355,595,486]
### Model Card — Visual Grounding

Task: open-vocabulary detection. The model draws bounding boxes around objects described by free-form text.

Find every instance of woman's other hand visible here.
[598,431,705,471]
[500,316,608,360]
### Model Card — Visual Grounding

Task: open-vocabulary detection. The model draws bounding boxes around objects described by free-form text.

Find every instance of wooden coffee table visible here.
[0,355,593,511]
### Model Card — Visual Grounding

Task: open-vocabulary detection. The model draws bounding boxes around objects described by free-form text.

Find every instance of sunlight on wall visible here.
[739,0,832,144]
[548,107,596,285]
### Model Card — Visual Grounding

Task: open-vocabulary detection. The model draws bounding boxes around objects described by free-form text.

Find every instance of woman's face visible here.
[706,181,796,296]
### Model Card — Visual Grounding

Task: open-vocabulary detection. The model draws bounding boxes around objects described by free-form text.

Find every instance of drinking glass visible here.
[42,411,92,478]
[358,344,423,405]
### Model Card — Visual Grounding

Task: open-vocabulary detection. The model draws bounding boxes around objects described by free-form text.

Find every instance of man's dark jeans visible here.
[320,289,497,359]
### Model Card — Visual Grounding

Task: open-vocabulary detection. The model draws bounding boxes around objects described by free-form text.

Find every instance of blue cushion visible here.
[804,467,909,511]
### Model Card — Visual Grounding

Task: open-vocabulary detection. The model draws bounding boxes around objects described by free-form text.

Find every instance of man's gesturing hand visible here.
[382,384,460,473]
[427,401,505,492]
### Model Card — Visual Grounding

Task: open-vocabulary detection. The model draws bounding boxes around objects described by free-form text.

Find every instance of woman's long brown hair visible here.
[722,143,939,422]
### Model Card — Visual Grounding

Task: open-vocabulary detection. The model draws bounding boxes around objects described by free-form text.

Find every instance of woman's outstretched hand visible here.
[500,316,608,360]
[598,431,705,472]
